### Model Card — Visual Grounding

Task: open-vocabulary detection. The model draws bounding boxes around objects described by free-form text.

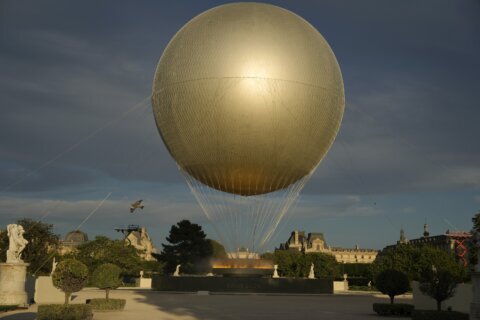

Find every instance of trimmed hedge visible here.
[37,304,93,320]
[0,305,18,312]
[411,310,469,320]
[88,298,126,311]
[348,277,370,286]
[373,303,414,316]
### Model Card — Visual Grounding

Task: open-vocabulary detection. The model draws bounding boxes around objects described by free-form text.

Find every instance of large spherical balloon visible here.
[152,3,344,196]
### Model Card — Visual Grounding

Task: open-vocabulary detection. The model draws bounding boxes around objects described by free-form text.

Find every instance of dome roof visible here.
[64,230,88,245]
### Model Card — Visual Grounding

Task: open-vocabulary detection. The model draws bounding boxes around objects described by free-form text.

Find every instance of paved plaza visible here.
[1,289,411,320]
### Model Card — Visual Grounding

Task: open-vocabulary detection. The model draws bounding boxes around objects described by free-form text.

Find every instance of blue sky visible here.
[1,0,479,252]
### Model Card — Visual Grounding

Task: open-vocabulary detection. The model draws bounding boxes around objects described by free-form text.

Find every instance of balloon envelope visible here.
[152,3,344,196]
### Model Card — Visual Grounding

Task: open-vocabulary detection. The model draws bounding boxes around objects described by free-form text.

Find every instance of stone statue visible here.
[173,264,181,277]
[308,263,315,279]
[273,264,279,278]
[51,257,58,275]
[6,224,28,263]
[140,270,144,278]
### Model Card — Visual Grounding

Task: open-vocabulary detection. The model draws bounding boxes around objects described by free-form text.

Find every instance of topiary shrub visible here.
[88,298,126,311]
[375,269,410,304]
[37,304,93,320]
[52,259,89,304]
[91,263,122,300]
[373,303,414,316]
[411,310,469,320]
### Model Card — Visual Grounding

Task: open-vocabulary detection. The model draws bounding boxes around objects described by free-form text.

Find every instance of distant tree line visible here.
[0,217,471,285]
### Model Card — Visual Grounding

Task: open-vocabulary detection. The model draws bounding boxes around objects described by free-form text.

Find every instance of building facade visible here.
[384,224,472,266]
[278,230,379,264]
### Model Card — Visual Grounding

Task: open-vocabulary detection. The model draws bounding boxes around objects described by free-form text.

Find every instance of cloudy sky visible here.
[1,0,479,252]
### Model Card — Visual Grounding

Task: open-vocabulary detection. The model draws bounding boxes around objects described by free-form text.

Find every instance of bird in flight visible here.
[130,200,144,213]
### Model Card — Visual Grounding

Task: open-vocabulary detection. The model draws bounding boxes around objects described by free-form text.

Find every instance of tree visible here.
[68,236,144,277]
[91,263,122,300]
[52,259,88,304]
[303,253,341,279]
[261,251,340,278]
[208,239,227,259]
[160,220,213,274]
[469,211,480,267]
[0,218,59,275]
[419,269,458,311]
[270,250,304,278]
[371,245,466,282]
[375,269,410,304]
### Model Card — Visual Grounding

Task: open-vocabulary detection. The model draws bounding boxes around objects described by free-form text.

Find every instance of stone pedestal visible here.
[34,276,64,304]
[471,272,480,319]
[0,263,30,307]
[135,277,152,289]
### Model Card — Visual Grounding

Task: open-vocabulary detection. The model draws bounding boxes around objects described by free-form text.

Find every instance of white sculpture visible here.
[308,263,315,279]
[140,270,144,278]
[6,224,28,263]
[51,257,58,275]
[273,264,279,278]
[173,264,181,277]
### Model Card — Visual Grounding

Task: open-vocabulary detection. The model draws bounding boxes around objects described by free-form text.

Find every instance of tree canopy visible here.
[262,250,340,278]
[52,259,88,304]
[91,263,122,300]
[370,245,466,282]
[208,239,227,259]
[66,236,144,277]
[375,269,410,304]
[469,211,480,267]
[0,218,59,275]
[419,269,458,311]
[160,220,213,274]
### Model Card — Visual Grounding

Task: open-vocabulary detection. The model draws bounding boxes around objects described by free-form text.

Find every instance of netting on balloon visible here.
[150,3,345,256]
[181,166,313,255]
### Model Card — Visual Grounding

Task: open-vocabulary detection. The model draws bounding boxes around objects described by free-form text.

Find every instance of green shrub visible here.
[91,263,122,300]
[88,298,126,311]
[52,259,89,304]
[0,305,18,312]
[347,277,370,287]
[411,310,469,320]
[37,304,93,320]
[375,269,410,304]
[372,303,414,316]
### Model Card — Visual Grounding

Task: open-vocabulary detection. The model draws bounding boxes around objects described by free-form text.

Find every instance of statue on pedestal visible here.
[6,224,28,263]
[0,224,30,307]
[272,264,279,278]
[173,264,181,277]
[308,263,315,279]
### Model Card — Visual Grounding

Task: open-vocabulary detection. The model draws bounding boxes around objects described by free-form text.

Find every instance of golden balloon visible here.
[152,3,344,196]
